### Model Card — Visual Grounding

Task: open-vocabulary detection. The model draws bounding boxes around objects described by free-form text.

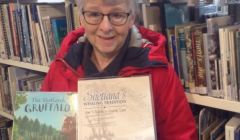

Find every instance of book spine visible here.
[236,31,240,101]
[0,5,10,59]
[8,2,20,60]
[166,28,174,65]
[171,35,180,76]
[219,28,231,100]
[3,4,15,60]
[203,33,212,95]
[185,25,196,93]
[192,26,207,94]
[42,16,56,63]
[27,5,40,65]
[21,5,33,63]
[229,30,238,101]
[14,9,26,62]
[178,27,189,89]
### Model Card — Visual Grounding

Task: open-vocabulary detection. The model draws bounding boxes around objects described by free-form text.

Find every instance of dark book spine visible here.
[21,5,33,63]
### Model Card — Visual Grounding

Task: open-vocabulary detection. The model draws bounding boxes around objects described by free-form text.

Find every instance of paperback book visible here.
[77,75,156,140]
[12,91,77,140]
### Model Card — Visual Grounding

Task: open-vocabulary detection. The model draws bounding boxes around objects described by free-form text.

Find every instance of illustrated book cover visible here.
[77,75,156,140]
[12,91,77,140]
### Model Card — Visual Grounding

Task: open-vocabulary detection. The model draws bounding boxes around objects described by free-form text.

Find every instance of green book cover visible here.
[13,91,77,140]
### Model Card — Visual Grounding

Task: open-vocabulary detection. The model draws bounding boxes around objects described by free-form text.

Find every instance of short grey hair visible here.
[76,0,139,16]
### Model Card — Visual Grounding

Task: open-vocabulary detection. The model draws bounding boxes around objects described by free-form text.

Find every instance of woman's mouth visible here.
[98,35,114,40]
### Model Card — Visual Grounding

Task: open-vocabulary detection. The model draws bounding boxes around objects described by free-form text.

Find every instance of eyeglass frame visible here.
[81,9,131,26]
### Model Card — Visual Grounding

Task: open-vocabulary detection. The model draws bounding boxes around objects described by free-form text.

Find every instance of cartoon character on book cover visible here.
[12,91,77,140]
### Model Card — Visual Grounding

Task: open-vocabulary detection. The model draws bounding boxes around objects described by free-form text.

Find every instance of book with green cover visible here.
[12,91,77,140]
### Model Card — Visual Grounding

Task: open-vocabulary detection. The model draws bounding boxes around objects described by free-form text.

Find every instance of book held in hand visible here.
[77,75,156,140]
[13,91,77,140]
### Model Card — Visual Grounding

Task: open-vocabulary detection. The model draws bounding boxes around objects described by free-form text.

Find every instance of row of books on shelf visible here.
[166,14,240,102]
[0,2,68,66]
[0,64,44,115]
[194,107,240,140]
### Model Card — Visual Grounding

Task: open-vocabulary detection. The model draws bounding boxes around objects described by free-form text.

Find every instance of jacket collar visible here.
[55,25,168,77]
[56,25,167,61]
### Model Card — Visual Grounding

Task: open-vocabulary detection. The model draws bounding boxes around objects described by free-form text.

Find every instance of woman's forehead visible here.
[84,0,130,6]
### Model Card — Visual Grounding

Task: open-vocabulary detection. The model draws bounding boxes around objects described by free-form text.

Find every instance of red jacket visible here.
[41,26,197,140]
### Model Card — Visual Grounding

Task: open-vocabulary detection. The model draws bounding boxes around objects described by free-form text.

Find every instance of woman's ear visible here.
[79,15,83,26]
[128,14,136,29]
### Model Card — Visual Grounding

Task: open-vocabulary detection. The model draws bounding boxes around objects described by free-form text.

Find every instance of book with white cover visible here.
[77,75,156,140]
[225,115,240,140]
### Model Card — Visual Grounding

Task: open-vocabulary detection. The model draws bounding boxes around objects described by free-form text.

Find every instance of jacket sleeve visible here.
[153,64,198,140]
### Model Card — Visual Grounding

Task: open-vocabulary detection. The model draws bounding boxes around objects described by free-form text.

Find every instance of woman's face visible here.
[80,0,135,58]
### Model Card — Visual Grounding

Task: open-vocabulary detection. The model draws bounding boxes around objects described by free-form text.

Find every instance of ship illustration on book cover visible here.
[77,75,156,140]
[12,91,77,140]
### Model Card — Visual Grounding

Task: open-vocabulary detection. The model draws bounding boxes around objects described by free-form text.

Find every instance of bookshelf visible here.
[186,93,240,113]
[0,59,49,73]
[0,0,240,139]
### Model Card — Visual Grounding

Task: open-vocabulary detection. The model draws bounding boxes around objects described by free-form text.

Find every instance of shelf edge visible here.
[186,93,240,113]
[0,111,13,120]
[0,59,49,73]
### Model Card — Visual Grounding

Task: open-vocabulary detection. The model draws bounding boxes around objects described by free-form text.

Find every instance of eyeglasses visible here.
[82,10,131,26]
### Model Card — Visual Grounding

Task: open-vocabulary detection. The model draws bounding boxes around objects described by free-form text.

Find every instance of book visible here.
[51,16,67,51]
[175,24,188,89]
[13,91,77,140]
[1,4,14,60]
[225,115,240,140]
[164,3,190,28]
[191,24,207,94]
[201,119,220,140]
[210,119,228,140]
[236,31,240,101]
[36,4,66,64]
[219,24,240,101]
[77,75,156,140]
[235,125,240,140]
[141,4,161,32]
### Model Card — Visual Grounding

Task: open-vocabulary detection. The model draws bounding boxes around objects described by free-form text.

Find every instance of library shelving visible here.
[0,111,13,120]
[0,0,240,139]
[186,93,240,114]
[0,59,49,73]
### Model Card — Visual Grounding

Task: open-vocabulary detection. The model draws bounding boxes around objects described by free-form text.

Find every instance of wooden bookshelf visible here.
[0,59,49,73]
[0,111,13,120]
[186,93,240,113]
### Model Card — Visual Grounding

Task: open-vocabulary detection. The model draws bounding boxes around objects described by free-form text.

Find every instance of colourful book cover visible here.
[12,91,77,140]
[51,17,67,51]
